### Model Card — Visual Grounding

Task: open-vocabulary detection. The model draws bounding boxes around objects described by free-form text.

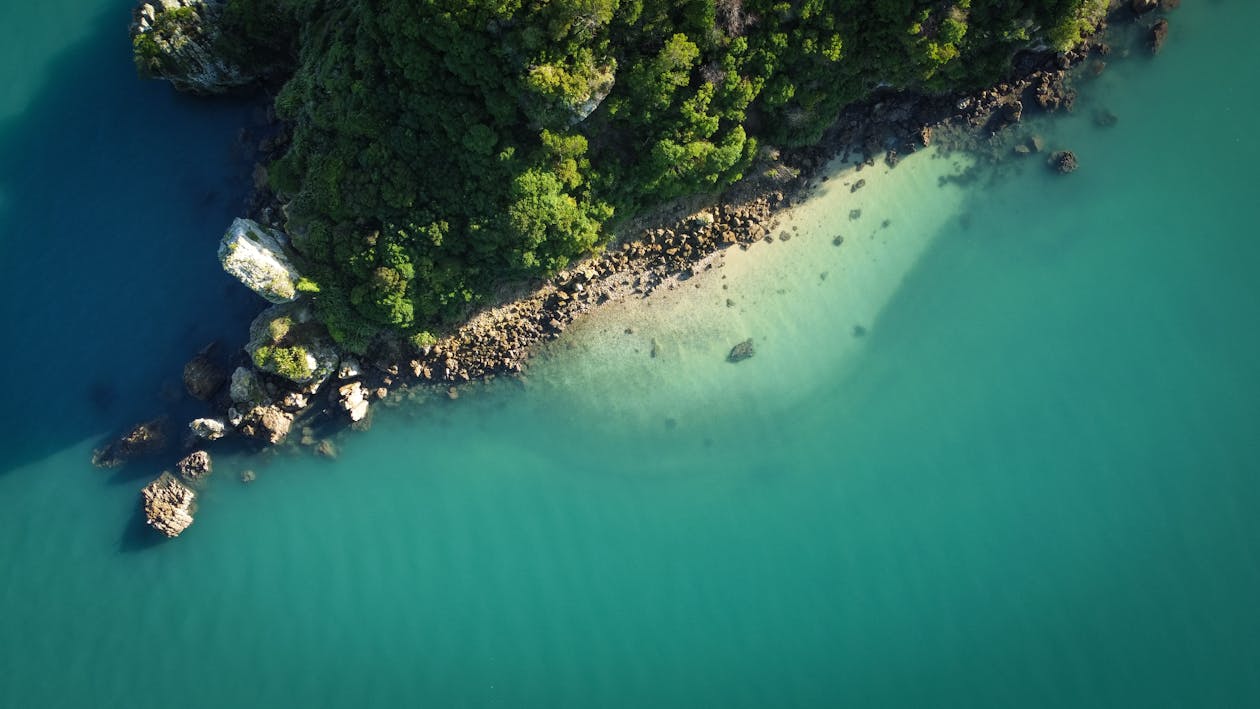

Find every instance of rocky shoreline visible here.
[108,1,1177,538]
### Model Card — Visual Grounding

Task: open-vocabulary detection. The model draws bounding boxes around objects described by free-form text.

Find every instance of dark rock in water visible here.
[727,338,755,363]
[141,472,196,538]
[176,450,212,482]
[832,234,844,246]
[1150,19,1169,54]
[849,209,861,221]
[850,179,866,193]
[315,439,338,459]
[852,324,867,338]
[1094,109,1119,128]
[778,231,792,242]
[92,418,168,468]
[183,346,227,400]
[1049,151,1079,174]
[1131,0,1158,15]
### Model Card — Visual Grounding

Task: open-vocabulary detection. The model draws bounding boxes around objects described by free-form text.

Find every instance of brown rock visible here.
[92,418,168,468]
[141,472,196,538]
[727,338,755,363]
[183,348,226,401]
[1150,19,1169,54]
[176,450,213,481]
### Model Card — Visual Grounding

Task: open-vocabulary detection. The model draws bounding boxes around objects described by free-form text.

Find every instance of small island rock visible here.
[176,450,213,481]
[141,472,196,538]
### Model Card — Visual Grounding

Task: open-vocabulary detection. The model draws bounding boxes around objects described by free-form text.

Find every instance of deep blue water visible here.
[2,3,1258,708]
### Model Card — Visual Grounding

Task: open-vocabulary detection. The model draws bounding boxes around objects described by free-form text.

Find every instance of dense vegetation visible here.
[190,0,1108,351]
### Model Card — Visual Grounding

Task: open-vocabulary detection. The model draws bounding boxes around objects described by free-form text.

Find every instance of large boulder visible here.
[245,302,339,387]
[131,1,263,95]
[218,218,302,304]
[176,450,213,482]
[141,472,196,538]
[336,381,370,422]
[183,346,227,400]
[237,405,294,444]
[189,417,227,441]
[229,366,267,406]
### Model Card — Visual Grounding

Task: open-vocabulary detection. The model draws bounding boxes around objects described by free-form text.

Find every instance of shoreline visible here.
[97,5,1176,536]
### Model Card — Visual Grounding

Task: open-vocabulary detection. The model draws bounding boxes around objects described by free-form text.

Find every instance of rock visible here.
[229,367,266,406]
[1049,150,1079,174]
[727,338,755,363]
[1029,135,1045,153]
[832,235,844,246]
[189,417,227,441]
[337,358,362,380]
[1131,0,1158,14]
[240,469,257,484]
[850,179,866,193]
[92,418,167,468]
[1150,19,1169,54]
[131,1,267,95]
[182,347,226,400]
[245,302,340,387]
[237,405,294,444]
[218,218,302,304]
[337,381,370,422]
[140,472,196,538]
[176,450,213,481]
[315,439,338,459]
[1094,109,1119,128]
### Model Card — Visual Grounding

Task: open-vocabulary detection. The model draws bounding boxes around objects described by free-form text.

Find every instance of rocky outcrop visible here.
[131,1,262,95]
[245,302,340,387]
[183,345,227,400]
[189,417,227,441]
[336,381,370,422]
[176,450,213,481]
[92,418,168,468]
[141,472,196,538]
[219,218,303,304]
[727,339,755,363]
[229,366,267,407]
[236,405,294,444]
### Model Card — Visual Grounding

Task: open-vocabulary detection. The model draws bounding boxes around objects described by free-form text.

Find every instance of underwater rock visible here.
[141,472,196,538]
[176,450,213,482]
[218,218,302,304]
[131,1,267,95]
[727,338,755,363]
[245,302,340,387]
[1151,19,1170,54]
[92,418,168,468]
[1049,150,1079,174]
[189,417,227,441]
[182,346,227,400]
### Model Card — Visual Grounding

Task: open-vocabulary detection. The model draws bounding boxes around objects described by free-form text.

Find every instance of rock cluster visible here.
[141,472,196,538]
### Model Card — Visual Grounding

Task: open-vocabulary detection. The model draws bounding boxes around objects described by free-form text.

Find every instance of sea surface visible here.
[1,3,1258,707]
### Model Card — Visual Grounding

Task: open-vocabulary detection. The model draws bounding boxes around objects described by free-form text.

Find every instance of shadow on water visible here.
[117,503,170,553]
[0,3,267,477]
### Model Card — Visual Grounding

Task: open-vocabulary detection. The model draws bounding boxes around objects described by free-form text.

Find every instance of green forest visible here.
[142,0,1108,351]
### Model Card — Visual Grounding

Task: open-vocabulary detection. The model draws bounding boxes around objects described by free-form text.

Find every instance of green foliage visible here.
[252,343,314,382]
[206,0,1103,347]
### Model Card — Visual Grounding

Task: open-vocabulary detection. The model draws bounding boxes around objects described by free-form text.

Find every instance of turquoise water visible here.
[2,4,1259,708]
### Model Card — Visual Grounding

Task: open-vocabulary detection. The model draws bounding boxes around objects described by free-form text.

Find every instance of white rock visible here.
[337,357,362,380]
[189,418,227,441]
[218,218,302,304]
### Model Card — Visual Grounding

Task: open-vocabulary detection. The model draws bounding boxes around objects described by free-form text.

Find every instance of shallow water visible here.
[2,4,1259,708]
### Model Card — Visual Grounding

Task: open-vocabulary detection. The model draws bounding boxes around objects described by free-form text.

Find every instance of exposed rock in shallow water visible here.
[337,382,370,422]
[131,1,263,95]
[237,405,294,444]
[727,338,755,363]
[1151,19,1170,54]
[92,418,168,468]
[189,417,227,441]
[245,302,339,387]
[141,472,196,538]
[218,218,302,304]
[176,450,212,482]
